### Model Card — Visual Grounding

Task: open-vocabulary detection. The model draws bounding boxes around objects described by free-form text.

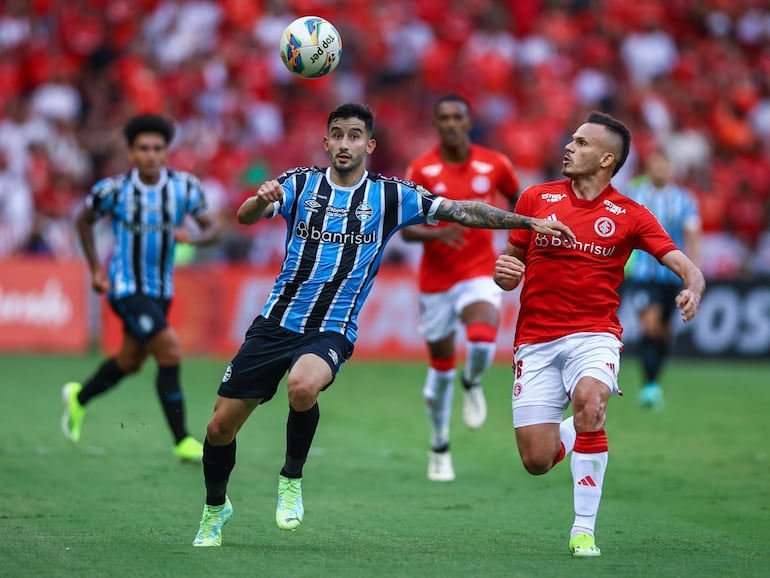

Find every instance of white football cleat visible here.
[462,384,487,429]
[428,450,455,482]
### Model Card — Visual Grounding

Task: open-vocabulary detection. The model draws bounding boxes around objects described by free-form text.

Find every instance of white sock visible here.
[560,416,576,455]
[423,367,455,449]
[570,449,608,537]
[464,341,495,385]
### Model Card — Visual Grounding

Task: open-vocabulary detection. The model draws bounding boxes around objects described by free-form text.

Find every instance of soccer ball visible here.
[279,16,342,79]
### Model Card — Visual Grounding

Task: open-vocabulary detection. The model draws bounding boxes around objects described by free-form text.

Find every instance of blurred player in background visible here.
[494,112,705,557]
[625,149,701,410]
[192,102,573,547]
[61,114,220,462]
[401,95,519,482]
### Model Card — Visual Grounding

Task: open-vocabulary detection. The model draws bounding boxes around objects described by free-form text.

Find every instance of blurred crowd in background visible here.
[1,0,770,278]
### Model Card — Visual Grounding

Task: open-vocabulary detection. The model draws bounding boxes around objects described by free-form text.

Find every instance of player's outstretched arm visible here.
[237,179,282,225]
[660,249,706,323]
[436,199,576,242]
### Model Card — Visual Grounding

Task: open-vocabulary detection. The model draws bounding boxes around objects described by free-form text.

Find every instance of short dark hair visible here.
[327,103,375,136]
[123,114,175,146]
[434,94,471,117]
[586,111,631,176]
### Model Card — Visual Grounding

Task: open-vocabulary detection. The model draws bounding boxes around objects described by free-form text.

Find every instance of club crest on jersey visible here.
[355,203,373,221]
[541,193,567,203]
[139,314,154,333]
[594,216,616,237]
[472,175,491,194]
[603,200,626,215]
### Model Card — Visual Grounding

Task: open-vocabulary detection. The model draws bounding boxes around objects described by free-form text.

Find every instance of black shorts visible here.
[217,316,354,402]
[627,280,681,321]
[109,294,170,342]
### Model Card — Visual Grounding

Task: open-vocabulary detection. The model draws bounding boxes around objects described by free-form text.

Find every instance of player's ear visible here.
[366,138,377,154]
[600,151,615,170]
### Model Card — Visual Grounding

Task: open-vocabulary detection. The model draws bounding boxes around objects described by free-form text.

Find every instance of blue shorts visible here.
[109,295,170,342]
[217,316,354,402]
[627,280,680,321]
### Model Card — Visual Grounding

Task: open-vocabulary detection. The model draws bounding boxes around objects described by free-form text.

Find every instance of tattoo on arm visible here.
[436,200,532,230]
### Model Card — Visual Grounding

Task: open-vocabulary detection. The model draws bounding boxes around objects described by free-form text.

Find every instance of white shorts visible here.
[511,332,622,428]
[418,277,502,343]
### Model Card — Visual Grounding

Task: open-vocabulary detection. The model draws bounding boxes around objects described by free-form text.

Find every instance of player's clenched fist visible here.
[494,254,525,291]
[256,180,284,203]
[237,179,285,225]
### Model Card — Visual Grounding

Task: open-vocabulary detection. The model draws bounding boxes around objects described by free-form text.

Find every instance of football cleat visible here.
[462,381,487,429]
[61,382,85,442]
[569,532,601,557]
[276,475,304,531]
[193,496,233,547]
[174,436,204,463]
[428,450,455,482]
[638,382,664,411]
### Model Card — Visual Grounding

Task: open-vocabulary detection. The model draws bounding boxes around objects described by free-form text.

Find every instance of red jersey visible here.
[508,180,678,346]
[405,144,519,293]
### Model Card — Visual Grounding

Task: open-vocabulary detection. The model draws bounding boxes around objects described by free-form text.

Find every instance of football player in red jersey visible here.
[402,95,520,482]
[494,111,705,557]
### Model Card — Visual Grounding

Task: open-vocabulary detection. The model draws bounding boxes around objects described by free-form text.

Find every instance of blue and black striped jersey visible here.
[262,166,444,343]
[625,178,700,283]
[86,167,208,299]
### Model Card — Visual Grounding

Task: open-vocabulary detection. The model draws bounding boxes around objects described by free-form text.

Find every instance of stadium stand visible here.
[0,0,768,278]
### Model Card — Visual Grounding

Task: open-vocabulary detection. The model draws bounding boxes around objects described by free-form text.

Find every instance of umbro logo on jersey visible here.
[577,475,597,487]
[305,199,322,212]
[327,348,339,365]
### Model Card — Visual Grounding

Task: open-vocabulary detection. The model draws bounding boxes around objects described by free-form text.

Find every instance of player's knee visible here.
[206,416,236,445]
[520,452,554,476]
[153,342,182,366]
[155,351,181,366]
[572,401,606,432]
[286,380,320,411]
[117,358,142,375]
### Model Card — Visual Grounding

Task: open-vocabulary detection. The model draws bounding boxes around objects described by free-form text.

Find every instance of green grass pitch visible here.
[1,353,768,577]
